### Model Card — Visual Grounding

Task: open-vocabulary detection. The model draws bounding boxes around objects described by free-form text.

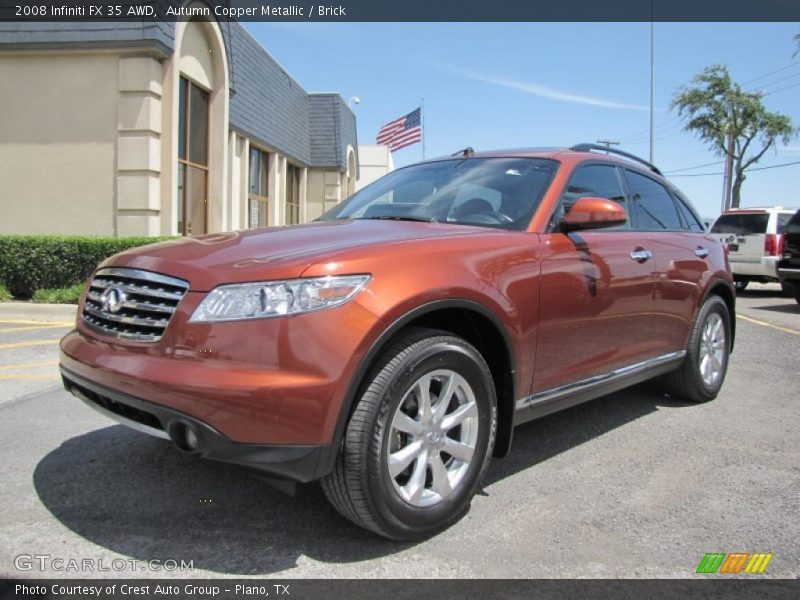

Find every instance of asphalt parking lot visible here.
[0,286,797,579]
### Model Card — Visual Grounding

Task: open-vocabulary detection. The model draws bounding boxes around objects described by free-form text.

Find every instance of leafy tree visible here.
[672,65,794,208]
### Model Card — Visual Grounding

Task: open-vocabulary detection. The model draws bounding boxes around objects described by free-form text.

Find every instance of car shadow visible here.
[33,382,693,575]
[749,303,799,315]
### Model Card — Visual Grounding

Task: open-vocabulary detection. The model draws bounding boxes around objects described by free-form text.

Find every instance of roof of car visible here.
[424,145,664,176]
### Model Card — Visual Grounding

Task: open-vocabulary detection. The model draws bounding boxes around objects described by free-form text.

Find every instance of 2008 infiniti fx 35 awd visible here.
[60,144,734,540]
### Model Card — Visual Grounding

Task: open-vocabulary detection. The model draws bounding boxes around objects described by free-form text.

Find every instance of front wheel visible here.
[662,295,731,403]
[321,328,497,540]
[780,282,795,298]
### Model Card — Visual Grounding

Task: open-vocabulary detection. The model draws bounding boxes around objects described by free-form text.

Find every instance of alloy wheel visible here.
[387,369,479,508]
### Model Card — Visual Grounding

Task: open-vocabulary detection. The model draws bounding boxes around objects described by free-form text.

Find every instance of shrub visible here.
[32,283,87,304]
[0,235,175,299]
[0,284,11,302]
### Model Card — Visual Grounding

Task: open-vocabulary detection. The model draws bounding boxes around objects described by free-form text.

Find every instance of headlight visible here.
[189,275,371,322]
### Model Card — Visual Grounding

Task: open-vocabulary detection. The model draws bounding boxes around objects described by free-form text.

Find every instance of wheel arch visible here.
[315,299,518,479]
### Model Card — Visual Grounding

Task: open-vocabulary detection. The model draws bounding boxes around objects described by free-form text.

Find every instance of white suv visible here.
[710,207,796,292]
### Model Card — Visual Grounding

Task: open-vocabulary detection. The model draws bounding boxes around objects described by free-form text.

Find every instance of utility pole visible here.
[721,128,735,212]
[649,0,655,163]
[723,127,739,210]
[597,139,620,149]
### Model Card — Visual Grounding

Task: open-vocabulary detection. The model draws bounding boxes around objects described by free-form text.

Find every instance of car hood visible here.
[102,220,491,291]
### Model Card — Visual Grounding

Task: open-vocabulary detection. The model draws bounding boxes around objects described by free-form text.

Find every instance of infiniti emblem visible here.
[100,286,127,314]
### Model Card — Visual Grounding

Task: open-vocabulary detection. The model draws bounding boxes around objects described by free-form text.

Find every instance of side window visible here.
[672,191,706,232]
[625,170,682,230]
[553,164,630,229]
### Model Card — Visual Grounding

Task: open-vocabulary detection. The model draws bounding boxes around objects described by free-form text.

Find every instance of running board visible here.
[514,351,686,425]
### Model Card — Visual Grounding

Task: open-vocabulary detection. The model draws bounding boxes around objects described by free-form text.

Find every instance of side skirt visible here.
[513,351,686,426]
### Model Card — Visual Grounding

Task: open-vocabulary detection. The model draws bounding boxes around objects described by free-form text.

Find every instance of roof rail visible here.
[569,143,662,176]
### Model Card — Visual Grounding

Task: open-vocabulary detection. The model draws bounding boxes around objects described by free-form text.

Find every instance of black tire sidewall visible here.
[367,339,496,538]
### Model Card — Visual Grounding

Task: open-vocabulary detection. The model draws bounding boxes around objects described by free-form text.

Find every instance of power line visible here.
[741,61,800,86]
[663,160,725,174]
[763,80,800,97]
[668,159,800,177]
[747,69,800,93]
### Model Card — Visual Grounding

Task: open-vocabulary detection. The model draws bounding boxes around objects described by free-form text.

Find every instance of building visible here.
[0,17,358,237]
[355,144,395,192]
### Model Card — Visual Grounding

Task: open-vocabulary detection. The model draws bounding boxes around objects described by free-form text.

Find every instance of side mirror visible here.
[561,197,627,232]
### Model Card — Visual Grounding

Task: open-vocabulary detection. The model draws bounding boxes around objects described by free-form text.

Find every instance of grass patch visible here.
[32,283,86,304]
[0,284,11,302]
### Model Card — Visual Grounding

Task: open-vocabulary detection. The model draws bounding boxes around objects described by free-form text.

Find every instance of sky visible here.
[245,22,800,219]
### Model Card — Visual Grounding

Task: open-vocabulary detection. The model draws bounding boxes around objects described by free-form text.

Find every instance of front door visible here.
[533,163,658,393]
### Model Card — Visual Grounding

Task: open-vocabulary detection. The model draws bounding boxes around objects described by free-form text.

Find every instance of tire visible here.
[780,282,794,298]
[734,279,748,292]
[662,295,731,403]
[321,327,497,540]
[794,285,800,305]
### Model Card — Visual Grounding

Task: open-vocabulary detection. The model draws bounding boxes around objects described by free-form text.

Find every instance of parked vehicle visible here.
[710,207,796,293]
[60,144,735,540]
[777,209,800,304]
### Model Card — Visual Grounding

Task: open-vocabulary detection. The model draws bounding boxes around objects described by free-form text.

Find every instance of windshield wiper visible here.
[357,215,437,223]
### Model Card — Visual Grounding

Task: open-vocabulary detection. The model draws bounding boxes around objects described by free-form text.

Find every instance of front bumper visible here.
[61,367,328,482]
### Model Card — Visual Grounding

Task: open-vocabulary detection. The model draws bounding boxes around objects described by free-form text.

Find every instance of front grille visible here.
[82,267,189,342]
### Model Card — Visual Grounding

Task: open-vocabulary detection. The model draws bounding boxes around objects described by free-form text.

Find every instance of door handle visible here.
[629,249,652,263]
[694,246,709,258]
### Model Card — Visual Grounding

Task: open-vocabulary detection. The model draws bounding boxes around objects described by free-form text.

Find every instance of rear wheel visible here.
[321,328,497,540]
[780,282,795,298]
[663,295,731,403]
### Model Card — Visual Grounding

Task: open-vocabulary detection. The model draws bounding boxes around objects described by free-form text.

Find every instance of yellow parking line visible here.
[0,324,72,334]
[0,373,60,381]
[0,339,61,350]
[0,360,58,370]
[0,319,73,325]
[737,313,800,336]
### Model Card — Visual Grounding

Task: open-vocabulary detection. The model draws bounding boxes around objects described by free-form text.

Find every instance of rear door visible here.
[710,211,769,266]
[534,163,658,393]
[624,169,709,354]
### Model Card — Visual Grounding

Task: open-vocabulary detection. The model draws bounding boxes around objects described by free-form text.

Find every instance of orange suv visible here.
[60,144,735,539]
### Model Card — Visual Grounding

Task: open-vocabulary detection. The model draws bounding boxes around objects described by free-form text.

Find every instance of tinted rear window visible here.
[777,212,793,234]
[710,213,769,235]
[785,211,800,234]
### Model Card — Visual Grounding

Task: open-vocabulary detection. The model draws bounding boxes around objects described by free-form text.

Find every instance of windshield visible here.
[320,157,558,231]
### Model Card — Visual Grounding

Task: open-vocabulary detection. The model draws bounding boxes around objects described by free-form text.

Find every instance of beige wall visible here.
[0,37,352,237]
[356,144,394,191]
[0,54,118,235]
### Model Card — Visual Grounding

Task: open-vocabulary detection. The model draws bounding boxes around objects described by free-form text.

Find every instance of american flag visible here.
[376,108,422,152]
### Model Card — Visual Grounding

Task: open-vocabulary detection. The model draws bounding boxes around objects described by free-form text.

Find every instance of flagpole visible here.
[421,98,426,160]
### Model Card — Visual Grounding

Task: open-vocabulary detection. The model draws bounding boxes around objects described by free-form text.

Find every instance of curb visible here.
[0,302,77,323]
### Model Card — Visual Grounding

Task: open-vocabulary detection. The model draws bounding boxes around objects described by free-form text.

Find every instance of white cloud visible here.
[445,66,650,111]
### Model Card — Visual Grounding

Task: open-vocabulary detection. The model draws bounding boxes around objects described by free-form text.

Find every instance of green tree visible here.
[672,65,794,208]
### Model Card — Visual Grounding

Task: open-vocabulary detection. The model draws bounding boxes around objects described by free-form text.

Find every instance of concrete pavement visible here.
[0,288,797,578]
